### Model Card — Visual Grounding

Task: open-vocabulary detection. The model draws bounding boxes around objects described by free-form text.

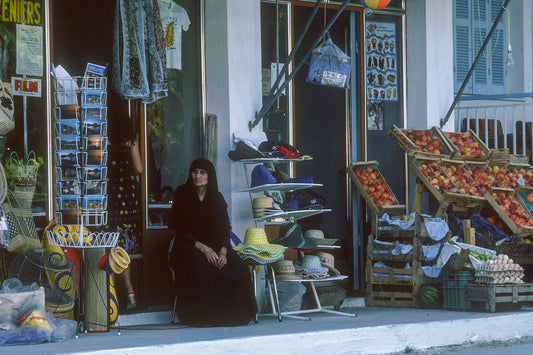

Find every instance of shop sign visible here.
[11,77,41,97]
[1,0,42,24]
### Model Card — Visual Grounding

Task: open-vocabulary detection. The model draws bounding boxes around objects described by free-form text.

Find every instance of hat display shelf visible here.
[237,157,331,223]
[234,157,353,320]
[47,73,119,334]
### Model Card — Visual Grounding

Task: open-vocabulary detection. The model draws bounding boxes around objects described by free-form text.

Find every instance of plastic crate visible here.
[443,271,474,311]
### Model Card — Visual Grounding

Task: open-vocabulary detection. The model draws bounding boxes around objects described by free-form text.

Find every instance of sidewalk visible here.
[4,299,533,354]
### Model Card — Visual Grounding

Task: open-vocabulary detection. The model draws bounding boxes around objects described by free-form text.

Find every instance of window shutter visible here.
[454,0,472,94]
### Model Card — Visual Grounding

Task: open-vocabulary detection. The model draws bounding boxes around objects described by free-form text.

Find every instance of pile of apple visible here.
[464,165,498,192]
[489,191,533,228]
[401,129,447,155]
[441,165,483,197]
[354,166,399,208]
[417,162,457,193]
[445,131,486,156]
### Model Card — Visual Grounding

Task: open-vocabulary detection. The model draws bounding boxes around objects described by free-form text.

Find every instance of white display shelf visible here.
[239,182,323,193]
[254,208,331,222]
[46,230,119,248]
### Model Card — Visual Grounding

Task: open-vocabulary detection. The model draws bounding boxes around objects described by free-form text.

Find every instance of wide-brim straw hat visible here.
[233,228,285,256]
[304,229,338,246]
[272,259,300,280]
[271,223,316,250]
[241,253,284,264]
[312,251,340,276]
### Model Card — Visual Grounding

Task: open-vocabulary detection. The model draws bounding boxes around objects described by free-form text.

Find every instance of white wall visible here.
[204,0,264,238]
[406,0,455,131]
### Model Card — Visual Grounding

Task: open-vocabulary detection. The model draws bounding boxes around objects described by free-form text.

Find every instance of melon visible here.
[418,285,442,309]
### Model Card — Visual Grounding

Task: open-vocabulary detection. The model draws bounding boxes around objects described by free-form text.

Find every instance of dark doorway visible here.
[293,7,352,268]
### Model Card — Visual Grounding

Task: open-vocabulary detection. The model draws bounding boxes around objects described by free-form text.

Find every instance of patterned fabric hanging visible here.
[113,0,168,103]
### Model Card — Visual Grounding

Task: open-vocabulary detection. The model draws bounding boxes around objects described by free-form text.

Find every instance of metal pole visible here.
[252,0,324,130]
[440,0,511,128]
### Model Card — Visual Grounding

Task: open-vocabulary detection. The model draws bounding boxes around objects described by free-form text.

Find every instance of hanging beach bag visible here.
[0,78,15,135]
[3,192,39,254]
[307,36,351,89]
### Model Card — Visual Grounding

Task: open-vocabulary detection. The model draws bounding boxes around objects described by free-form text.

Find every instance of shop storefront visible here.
[0,0,411,322]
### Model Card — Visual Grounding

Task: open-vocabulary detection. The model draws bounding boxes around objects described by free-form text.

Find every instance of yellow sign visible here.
[1,0,42,25]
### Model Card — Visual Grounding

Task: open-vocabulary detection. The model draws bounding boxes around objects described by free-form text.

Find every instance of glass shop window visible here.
[0,1,49,225]
[146,0,202,229]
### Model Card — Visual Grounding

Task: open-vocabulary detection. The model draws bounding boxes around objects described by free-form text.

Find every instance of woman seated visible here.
[169,158,257,327]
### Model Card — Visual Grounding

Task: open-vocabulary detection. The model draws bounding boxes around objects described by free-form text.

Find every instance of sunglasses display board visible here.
[47,73,118,249]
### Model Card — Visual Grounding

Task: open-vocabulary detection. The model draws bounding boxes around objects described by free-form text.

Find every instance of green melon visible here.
[418,285,442,309]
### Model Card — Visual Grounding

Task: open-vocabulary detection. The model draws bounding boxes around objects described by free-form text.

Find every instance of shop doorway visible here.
[292,6,353,274]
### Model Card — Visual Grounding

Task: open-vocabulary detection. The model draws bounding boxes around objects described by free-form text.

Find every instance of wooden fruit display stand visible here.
[348,161,428,308]
[484,187,533,237]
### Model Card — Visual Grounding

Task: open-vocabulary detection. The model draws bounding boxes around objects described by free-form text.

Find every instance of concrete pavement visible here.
[3,299,533,354]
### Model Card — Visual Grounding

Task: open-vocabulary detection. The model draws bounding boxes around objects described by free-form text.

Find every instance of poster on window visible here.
[365,21,397,102]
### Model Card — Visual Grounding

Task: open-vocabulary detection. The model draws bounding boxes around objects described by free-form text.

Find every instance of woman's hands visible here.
[195,242,227,269]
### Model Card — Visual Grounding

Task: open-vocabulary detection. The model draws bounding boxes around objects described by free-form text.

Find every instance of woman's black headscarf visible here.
[186,158,219,195]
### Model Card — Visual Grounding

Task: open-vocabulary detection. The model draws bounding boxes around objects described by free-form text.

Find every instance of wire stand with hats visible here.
[47,72,120,336]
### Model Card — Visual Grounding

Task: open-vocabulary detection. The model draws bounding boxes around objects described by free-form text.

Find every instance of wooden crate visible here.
[366,262,418,286]
[485,187,533,236]
[486,162,532,189]
[465,283,533,312]
[463,161,500,193]
[366,283,416,308]
[436,128,491,161]
[388,124,453,158]
[409,156,457,203]
[348,161,405,215]
[367,234,422,262]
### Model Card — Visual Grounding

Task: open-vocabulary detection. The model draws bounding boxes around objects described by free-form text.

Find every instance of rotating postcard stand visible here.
[48,72,119,335]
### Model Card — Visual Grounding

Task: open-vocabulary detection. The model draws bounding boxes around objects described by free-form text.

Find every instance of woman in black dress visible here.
[169,158,257,327]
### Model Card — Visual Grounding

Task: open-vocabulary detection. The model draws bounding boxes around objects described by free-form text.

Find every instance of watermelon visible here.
[418,285,442,309]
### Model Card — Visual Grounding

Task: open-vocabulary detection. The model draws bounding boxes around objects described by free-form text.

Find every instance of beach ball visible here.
[360,0,391,10]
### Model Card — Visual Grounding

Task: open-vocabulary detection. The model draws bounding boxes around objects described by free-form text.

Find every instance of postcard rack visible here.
[47,74,118,248]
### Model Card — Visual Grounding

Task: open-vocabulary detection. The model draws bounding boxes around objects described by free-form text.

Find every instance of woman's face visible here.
[191,168,208,187]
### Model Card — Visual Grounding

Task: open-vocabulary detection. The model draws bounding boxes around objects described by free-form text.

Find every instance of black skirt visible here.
[171,242,257,326]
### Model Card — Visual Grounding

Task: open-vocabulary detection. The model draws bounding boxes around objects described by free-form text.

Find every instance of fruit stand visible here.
[350,124,533,311]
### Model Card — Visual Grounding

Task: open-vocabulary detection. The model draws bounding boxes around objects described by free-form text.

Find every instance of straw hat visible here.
[304,229,338,246]
[272,259,300,280]
[312,251,340,276]
[252,196,274,218]
[296,255,327,273]
[241,253,283,264]
[233,228,285,257]
[107,246,130,274]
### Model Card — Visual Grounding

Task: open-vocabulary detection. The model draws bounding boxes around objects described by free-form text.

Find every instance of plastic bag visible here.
[307,36,351,89]
[0,325,50,346]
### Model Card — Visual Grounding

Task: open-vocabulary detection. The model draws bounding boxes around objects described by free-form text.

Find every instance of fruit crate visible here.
[516,186,533,214]
[366,262,418,286]
[485,187,533,237]
[409,156,458,203]
[486,162,532,189]
[463,161,500,193]
[348,161,405,215]
[365,283,417,308]
[436,128,491,161]
[367,233,422,262]
[442,271,474,311]
[388,124,453,158]
[465,283,533,312]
